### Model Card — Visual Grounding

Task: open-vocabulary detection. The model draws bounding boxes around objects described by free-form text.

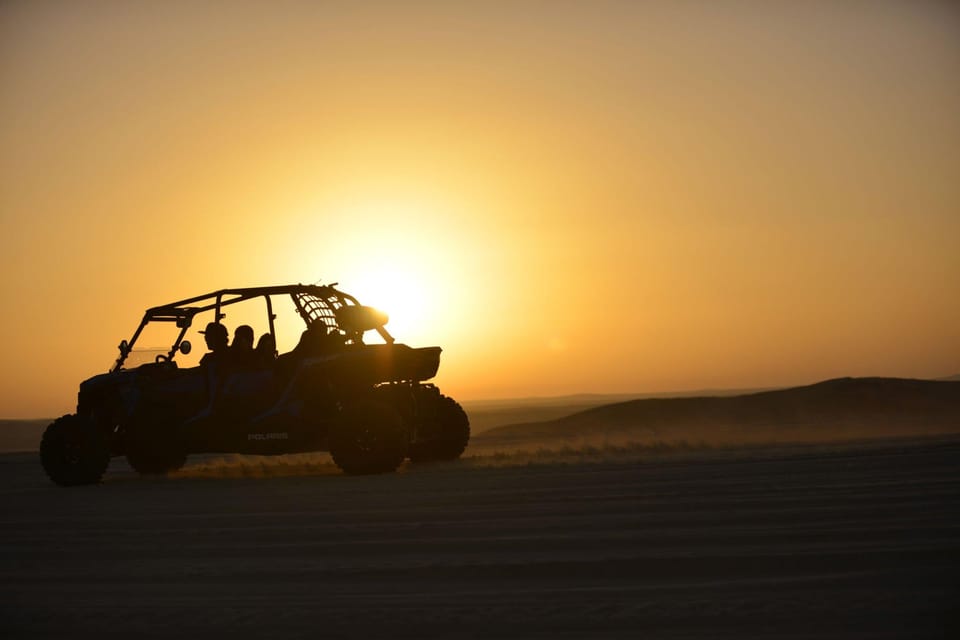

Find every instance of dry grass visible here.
[459,439,714,467]
[168,439,713,479]
[171,452,341,479]
[166,432,960,479]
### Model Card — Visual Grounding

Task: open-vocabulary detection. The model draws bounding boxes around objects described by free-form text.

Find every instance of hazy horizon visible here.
[2,1,958,418]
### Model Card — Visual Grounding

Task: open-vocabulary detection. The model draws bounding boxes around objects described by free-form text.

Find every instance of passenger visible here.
[294,323,344,358]
[255,333,277,368]
[275,324,340,382]
[231,324,256,369]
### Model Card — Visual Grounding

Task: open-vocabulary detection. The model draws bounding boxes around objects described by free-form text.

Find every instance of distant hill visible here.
[474,377,960,448]
[0,419,51,453]
[462,387,779,433]
[462,386,777,411]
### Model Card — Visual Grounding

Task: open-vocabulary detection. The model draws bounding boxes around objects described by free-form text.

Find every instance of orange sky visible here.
[2,1,959,418]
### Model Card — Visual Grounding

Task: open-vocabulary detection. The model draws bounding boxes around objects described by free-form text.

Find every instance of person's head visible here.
[200,322,229,352]
[256,333,276,356]
[233,325,254,349]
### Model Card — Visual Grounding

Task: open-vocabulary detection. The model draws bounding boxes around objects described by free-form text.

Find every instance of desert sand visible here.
[3,378,959,638]
[2,436,958,639]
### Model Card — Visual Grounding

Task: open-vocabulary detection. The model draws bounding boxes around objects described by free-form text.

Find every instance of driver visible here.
[194,322,231,417]
[199,322,230,368]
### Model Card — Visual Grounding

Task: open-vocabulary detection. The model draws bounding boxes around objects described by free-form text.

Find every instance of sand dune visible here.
[473,377,960,452]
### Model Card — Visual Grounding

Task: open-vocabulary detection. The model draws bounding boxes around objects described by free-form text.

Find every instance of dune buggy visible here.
[40,283,469,485]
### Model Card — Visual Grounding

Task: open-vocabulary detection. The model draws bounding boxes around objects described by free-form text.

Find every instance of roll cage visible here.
[112,283,394,373]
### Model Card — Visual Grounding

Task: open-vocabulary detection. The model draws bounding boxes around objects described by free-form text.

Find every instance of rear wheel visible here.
[329,400,407,475]
[408,395,470,463]
[40,414,110,486]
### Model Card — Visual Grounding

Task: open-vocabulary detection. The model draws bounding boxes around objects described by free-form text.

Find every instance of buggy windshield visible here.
[122,348,170,369]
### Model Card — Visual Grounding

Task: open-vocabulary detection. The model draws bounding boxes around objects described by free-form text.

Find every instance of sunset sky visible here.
[2,1,958,418]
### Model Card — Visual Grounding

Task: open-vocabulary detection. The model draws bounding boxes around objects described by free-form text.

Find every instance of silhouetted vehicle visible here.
[40,284,469,486]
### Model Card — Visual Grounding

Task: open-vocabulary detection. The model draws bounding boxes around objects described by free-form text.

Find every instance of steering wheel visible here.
[155,354,169,363]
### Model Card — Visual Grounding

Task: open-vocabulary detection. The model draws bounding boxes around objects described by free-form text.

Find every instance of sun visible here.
[346,265,431,342]
[282,189,479,347]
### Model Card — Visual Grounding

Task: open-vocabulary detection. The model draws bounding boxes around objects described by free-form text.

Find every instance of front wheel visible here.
[329,400,407,475]
[40,414,111,486]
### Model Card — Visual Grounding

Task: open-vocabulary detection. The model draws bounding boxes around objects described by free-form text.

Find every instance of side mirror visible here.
[118,339,129,354]
[179,340,192,355]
